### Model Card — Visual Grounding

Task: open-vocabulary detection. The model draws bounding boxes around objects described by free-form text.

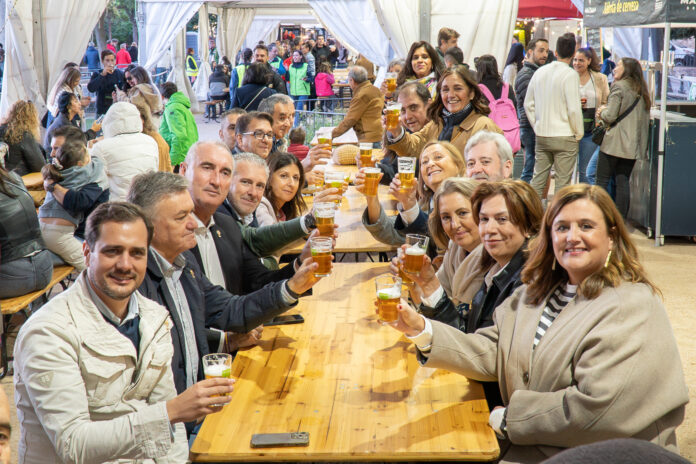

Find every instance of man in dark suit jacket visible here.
[128,171,325,429]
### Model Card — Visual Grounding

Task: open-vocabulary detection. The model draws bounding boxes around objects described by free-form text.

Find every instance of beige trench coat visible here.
[424,282,688,463]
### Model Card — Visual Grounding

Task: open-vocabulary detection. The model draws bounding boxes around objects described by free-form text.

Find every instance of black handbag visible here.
[592,95,641,146]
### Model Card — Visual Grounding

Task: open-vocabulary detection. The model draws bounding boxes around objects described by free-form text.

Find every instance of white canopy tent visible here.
[2,0,518,117]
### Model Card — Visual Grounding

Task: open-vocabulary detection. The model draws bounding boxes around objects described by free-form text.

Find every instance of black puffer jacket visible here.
[514,61,540,128]
[0,172,45,263]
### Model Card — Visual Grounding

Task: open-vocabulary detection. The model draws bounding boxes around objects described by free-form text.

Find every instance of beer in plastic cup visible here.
[310,236,333,277]
[404,234,429,274]
[359,143,375,167]
[397,157,416,192]
[397,247,413,284]
[363,167,381,197]
[375,274,402,323]
[386,72,398,93]
[314,202,336,237]
[386,103,402,131]
[202,353,233,401]
[312,165,326,191]
[317,129,333,150]
[324,171,345,204]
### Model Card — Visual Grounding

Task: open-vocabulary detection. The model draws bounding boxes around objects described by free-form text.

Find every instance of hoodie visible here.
[159,92,199,166]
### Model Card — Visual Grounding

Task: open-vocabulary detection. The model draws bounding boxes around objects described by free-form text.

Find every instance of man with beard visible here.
[14,203,232,462]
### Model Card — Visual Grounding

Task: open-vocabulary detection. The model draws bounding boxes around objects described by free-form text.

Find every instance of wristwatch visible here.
[303,212,317,231]
[45,182,55,193]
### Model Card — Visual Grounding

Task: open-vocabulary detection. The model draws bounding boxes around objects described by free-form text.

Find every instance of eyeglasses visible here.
[242,131,274,141]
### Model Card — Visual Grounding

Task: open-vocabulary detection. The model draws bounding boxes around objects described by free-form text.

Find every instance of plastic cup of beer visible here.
[397,247,413,284]
[202,353,233,402]
[359,143,374,167]
[386,103,402,131]
[363,167,381,197]
[386,72,398,93]
[375,274,402,323]
[397,157,416,192]
[312,165,326,191]
[324,171,345,203]
[314,202,336,237]
[310,236,333,277]
[404,234,429,275]
[317,129,333,150]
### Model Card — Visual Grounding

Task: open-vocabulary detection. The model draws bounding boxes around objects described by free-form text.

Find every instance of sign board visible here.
[584,0,696,27]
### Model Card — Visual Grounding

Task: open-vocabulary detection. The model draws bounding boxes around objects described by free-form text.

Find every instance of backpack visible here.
[478,83,521,153]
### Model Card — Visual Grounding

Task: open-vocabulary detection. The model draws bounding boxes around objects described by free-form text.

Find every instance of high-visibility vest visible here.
[288,63,310,96]
[234,64,248,88]
[186,55,199,77]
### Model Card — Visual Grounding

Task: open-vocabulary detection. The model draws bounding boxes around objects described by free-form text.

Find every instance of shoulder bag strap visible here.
[243,87,268,111]
[608,95,641,128]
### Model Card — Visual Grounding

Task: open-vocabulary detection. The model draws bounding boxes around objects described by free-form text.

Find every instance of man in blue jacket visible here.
[83,42,100,72]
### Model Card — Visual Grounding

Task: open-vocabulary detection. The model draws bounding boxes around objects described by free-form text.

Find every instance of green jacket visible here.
[239,217,306,258]
[288,63,310,96]
[159,92,199,166]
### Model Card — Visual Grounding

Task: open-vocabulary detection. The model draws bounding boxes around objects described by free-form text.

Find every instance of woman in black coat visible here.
[232,62,277,111]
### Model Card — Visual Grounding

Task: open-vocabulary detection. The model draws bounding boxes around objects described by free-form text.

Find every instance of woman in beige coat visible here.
[596,57,651,218]
[385,184,688,463]
[573,47,609,184]
[385,65,502,159]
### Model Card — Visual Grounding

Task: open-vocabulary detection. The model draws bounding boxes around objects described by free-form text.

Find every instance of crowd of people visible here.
[0,24,690,464]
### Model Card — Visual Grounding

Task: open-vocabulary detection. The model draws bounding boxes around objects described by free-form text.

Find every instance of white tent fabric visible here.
[373,0,418,59]
[216,8,256,61]
[243,17,281,50]
[431,0,517,70]
[142,0,202,71]
[169,29,201,113]
[192,3,213,101]
[611,27,643,61]
[0,0,108,117]
[309,0,392,67]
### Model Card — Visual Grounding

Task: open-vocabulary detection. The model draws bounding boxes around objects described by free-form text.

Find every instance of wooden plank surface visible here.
[21,172,43,189]
[190,262,499,462]
[282,183,398,255]
[1,266,74,315]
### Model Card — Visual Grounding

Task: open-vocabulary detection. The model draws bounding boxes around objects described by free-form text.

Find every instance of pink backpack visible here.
[478,83,521,153]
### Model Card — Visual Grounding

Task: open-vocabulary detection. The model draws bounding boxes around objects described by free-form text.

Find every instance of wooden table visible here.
[21,172,43,189]
[281,183,397,255]
[310,127,358,146]
[190,262,500,462]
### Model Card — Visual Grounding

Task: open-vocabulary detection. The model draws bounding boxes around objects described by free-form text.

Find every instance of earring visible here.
[604,250,612,268]
[551,257,556,271]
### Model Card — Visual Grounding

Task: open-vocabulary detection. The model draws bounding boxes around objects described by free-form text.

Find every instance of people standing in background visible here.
[46,66,83,127]
[437,27,460,58]
[159,82,199,169]
[206,65,230,120]
[285,50,312,126]
[502,42,525,88]
[252,44,287,95]
[315,61,335,112]
[116,43,132,70]
[83,42,100,72]
[186,47,199,84]
[87,49,125,117]
[106,39,117,53]
[515,38,548,183]
[232,62,277,112]
[443,47,464,67]
[128,41,138,62]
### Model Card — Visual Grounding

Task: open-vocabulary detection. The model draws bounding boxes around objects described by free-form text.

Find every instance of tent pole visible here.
[419,0,430,42]
[655,23,669,247]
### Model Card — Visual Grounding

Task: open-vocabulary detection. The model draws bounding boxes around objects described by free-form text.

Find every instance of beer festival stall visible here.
[585,0,696,245]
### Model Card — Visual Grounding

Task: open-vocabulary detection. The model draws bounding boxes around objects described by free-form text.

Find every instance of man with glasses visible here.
[234,111,274,159]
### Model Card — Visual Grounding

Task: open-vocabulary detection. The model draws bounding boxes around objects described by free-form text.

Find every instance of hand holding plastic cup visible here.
[202,353,233,405]
[397,157,416,192]
[310,236,333,277]
[375,274,402,323]
[403,234,429,275]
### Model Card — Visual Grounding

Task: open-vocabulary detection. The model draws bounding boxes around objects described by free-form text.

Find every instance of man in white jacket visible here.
[91,101,159,201]
[13,202,234,463]
[524,32,584,197]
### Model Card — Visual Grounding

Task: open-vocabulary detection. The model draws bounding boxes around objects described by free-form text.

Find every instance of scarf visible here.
[439,103,472,141]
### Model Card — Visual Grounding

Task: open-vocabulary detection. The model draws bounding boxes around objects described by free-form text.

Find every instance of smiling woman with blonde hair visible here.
[385,183,688,463]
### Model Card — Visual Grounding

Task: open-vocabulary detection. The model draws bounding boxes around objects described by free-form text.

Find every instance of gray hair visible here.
[348,66,368,84]
[127,171,189,217]
[388,59,405,72]
[184,140,233,165]
[233,152,269,178]
[464,130,513,166]
[258,93,294,115]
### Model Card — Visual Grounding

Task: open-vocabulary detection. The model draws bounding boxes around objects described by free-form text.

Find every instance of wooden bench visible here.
[204,100,226,122]
[0,265,75,378]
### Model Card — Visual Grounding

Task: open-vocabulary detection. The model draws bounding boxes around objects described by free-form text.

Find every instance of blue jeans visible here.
[292,95,308,126]
[0,250,53,299]
[519,126,536,183]
[586,148,616,198]
[578,134,598,184]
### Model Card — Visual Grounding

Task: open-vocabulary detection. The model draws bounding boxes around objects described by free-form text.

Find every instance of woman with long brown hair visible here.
[395,41,445,98]
[595,57,650,218]
[46,66,83,125]
[386,65,501,159]
[118,65,164,127]
[0,100,46,175]
[384,184,687,462]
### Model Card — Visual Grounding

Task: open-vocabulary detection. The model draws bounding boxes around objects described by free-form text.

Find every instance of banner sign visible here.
[584,0,696,27]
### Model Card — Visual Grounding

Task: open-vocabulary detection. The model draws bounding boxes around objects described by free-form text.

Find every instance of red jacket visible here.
[116,49,132,69]
[288,143,309,161]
